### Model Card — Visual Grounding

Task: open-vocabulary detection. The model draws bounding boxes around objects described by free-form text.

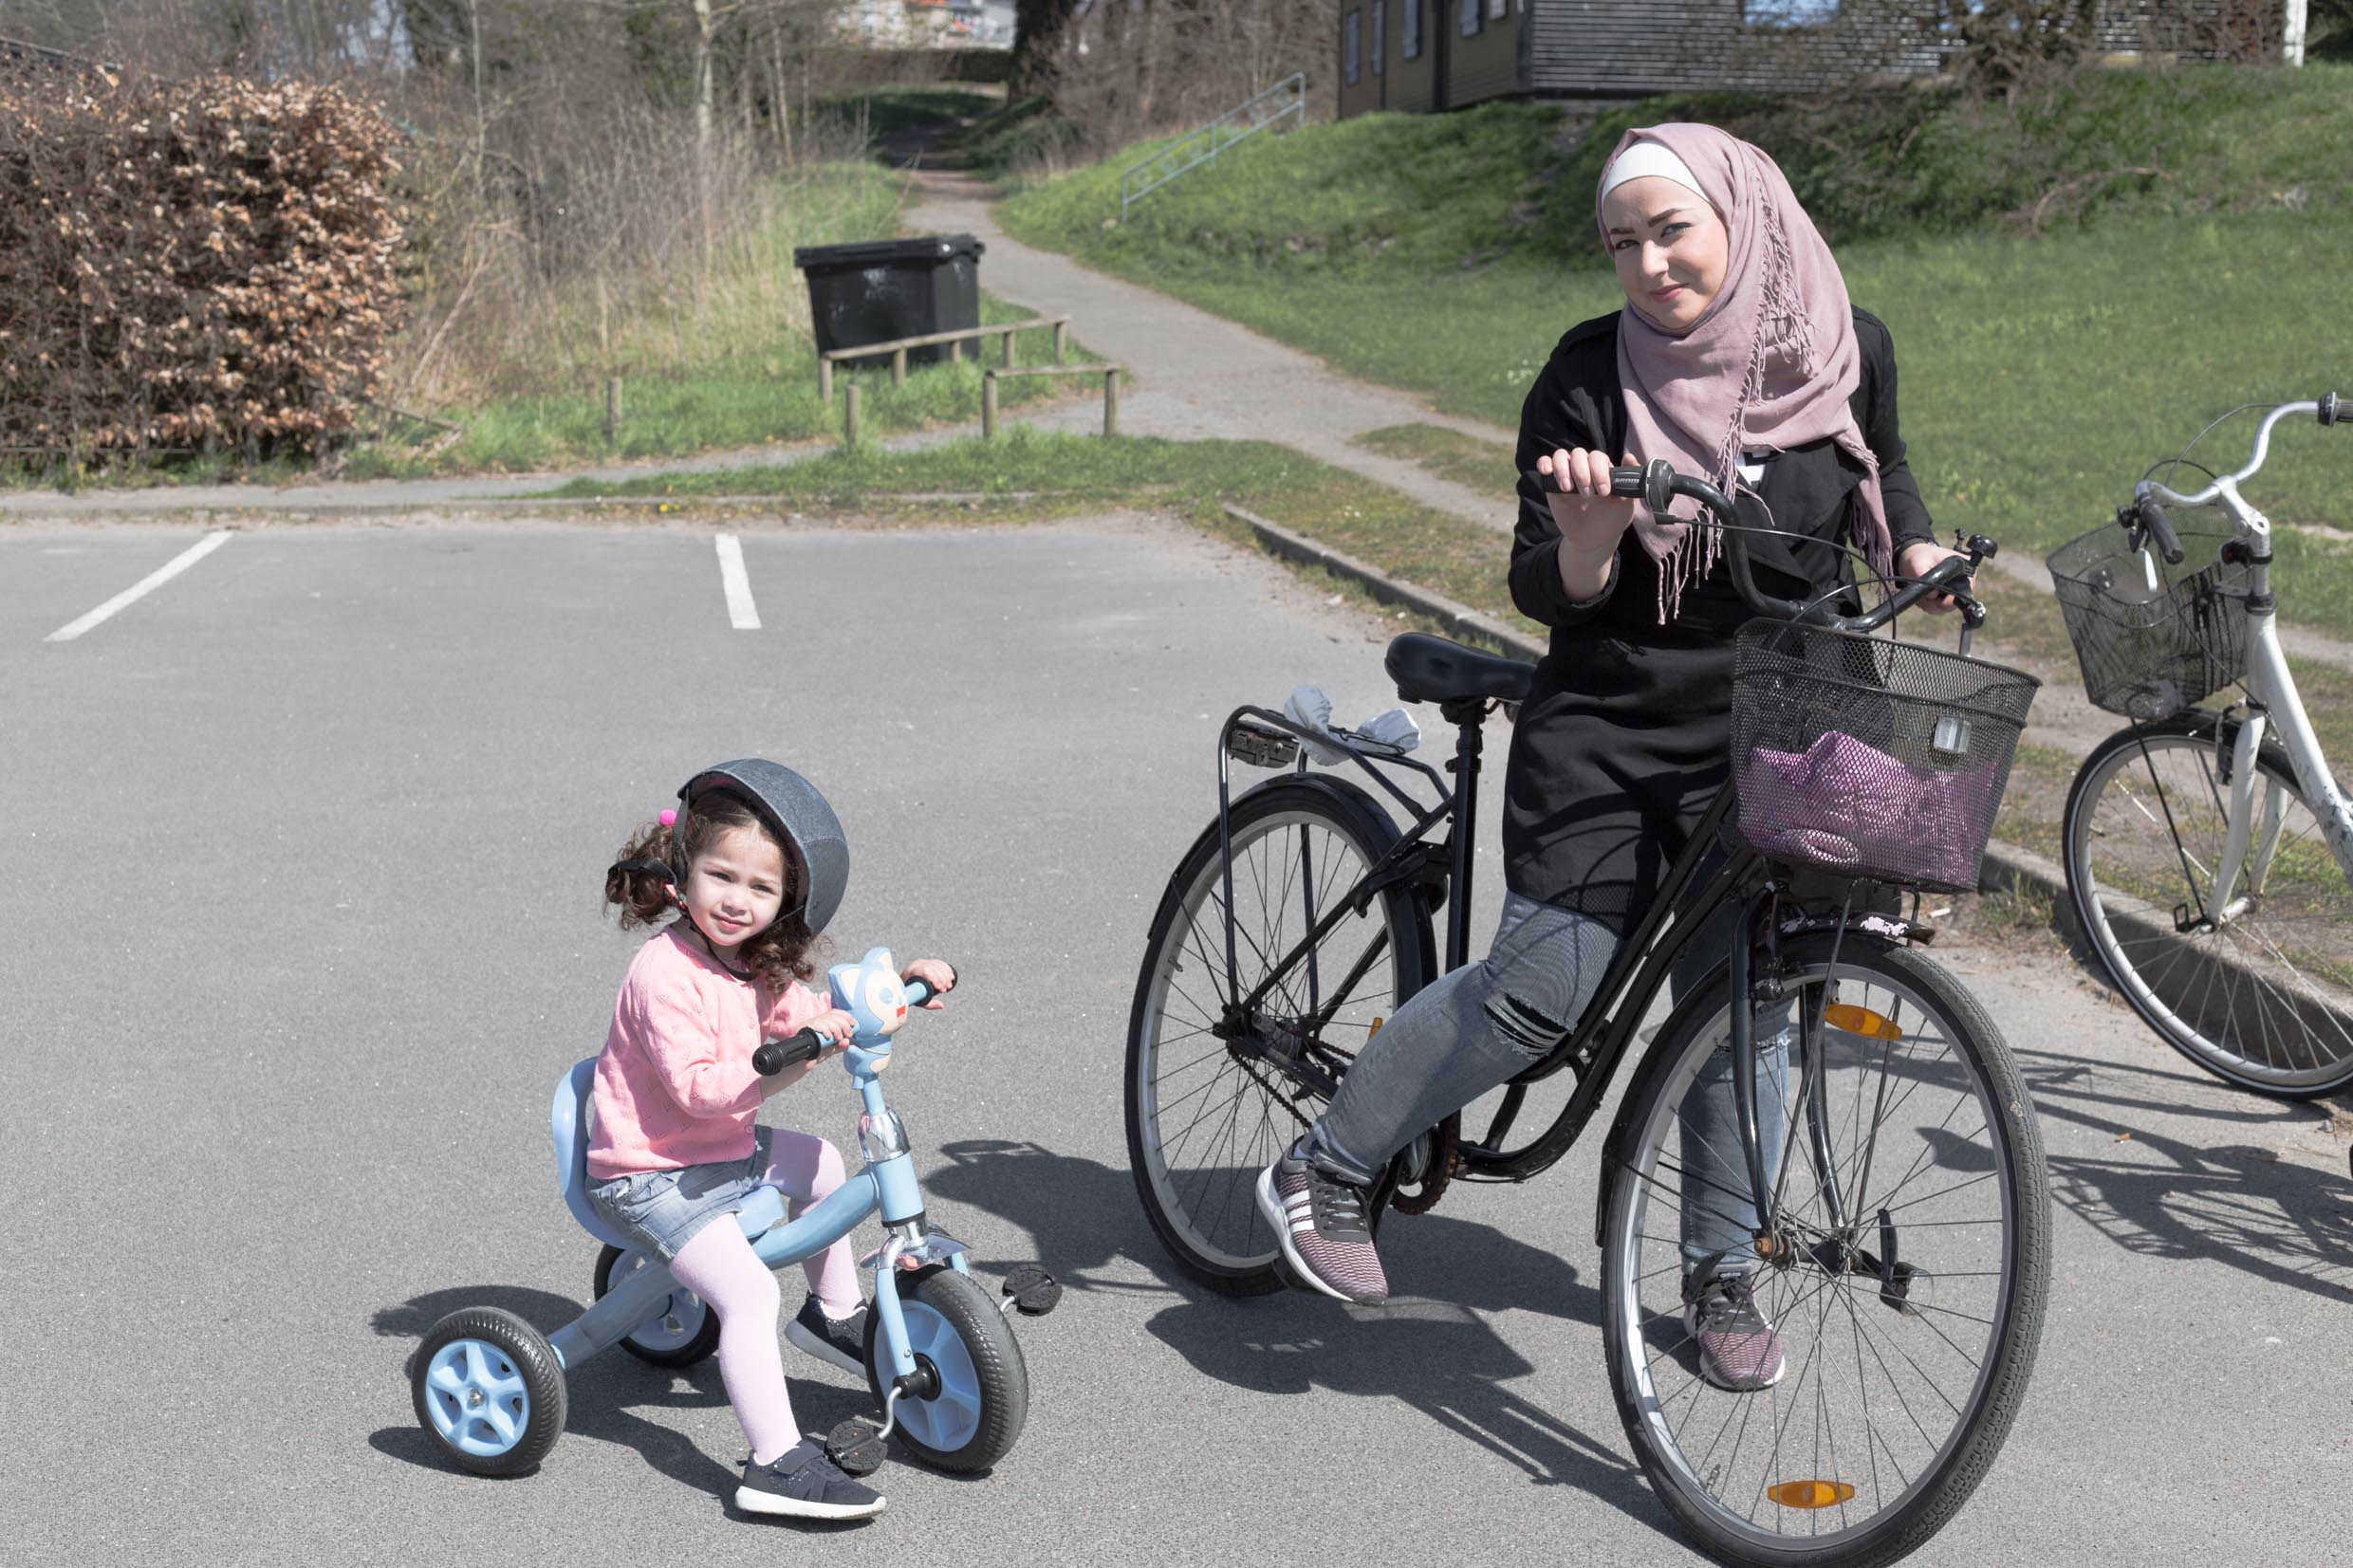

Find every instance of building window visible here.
[1744,1,1839,25]
[1402,0,1421,59]
[1372,0,1385,74]
[1487,0,1505,19]
[1344,9,1361,84]
[1458,0,1479,37]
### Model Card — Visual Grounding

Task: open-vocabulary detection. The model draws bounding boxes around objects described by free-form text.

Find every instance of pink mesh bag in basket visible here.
[1729,622,2040,894]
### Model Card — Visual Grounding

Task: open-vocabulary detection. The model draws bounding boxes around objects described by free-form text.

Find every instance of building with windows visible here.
[1335,1,2309,118]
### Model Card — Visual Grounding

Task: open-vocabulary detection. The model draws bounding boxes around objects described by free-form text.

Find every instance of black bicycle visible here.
[1126,461,2052,1568]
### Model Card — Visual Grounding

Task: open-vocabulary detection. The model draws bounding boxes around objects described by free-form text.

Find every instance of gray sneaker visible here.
[736,1439,884,1521]
[1254,1141,1388,1304]
[1682,1266,1786,1392]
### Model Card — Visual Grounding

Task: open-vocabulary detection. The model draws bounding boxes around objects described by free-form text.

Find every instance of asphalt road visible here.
[3,515,2346,1567]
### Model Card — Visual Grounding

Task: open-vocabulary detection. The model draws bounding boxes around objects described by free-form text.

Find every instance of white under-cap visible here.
[1598,140,1707,202]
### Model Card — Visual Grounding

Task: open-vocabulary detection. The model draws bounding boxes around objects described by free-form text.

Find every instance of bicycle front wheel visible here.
[1126,776,1434,1295]
[2063,716,2353,1098]
[1601,936,2049,1568]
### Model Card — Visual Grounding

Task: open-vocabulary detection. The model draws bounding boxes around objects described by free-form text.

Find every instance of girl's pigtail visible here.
[603,820,678,929]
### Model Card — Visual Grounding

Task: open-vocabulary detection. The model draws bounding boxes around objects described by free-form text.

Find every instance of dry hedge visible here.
[0,72,405,465]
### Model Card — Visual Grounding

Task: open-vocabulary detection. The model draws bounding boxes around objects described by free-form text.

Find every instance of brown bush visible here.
[0,71,405,466]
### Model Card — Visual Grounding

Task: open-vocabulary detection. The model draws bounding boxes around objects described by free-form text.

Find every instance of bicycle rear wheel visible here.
[1601,935,2048,1568]
[2063,716,2353,1098]
[1126,776,1433,1295]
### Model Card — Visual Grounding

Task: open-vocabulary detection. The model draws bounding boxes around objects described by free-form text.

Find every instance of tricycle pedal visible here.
[824,1416,886,1477]
[1000,1263,1062,1317]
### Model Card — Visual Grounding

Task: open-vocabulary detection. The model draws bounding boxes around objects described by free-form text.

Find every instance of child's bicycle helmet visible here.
[616,759,850,936]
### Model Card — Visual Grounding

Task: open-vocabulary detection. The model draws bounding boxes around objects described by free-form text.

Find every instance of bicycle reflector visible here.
[1823,1003,1902,1042]
[1769,1480,1857,1510]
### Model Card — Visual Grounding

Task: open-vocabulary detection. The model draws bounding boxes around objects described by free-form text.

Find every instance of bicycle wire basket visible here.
[1729,620,2042,894]
[2046,516,2249,721]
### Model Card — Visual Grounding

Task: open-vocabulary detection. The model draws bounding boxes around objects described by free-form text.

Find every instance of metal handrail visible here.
[1118,73,1306,221]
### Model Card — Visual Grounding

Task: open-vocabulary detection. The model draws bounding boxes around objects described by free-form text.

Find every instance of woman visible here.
[1252,123,1965,1393]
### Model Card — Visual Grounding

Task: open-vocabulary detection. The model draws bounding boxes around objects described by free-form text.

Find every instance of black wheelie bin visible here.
[793,233,985,370]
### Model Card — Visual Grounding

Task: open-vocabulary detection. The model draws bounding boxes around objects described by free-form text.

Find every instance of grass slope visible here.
[999,65,2353,638]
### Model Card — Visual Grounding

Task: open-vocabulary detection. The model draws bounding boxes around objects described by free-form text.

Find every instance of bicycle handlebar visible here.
[752,976,939,1075]
[2134,494,2185,565]
[1584,459,1985,634]
[2144,394,2341,510]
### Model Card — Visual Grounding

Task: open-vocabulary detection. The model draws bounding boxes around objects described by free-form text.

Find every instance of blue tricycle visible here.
[409,947,1059,1478]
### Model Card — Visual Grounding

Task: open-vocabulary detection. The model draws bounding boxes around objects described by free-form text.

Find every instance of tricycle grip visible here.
[753,1027,825,1076]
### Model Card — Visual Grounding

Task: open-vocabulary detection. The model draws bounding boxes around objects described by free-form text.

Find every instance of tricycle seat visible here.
[552,1060,788,1249]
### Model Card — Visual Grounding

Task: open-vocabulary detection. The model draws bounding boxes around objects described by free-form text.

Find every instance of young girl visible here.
[587,759,954,1522]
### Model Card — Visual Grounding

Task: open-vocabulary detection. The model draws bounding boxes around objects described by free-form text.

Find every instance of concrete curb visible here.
[1224,503,1546,663]
[1225,500,2067,906]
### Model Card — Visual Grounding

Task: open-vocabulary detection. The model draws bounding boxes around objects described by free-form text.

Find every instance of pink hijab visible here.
[1597,122,1890,621]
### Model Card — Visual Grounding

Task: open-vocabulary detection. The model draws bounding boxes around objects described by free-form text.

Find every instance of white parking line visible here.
[715,534,761,630]
[45,530,233,642]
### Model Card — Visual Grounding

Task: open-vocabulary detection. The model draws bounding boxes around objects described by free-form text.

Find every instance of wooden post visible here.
[891,345,907,386]
[604,376,623,442]
[1003,327,1018,370]
[950,338,963,363]
[843,383,862,450]
[1052,321,1067,363]
[1102,368,1120,437]
[981,372,998,439]
[818,355,832,405]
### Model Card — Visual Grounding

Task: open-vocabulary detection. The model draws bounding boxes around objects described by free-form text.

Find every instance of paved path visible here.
[5,515,2346,1567]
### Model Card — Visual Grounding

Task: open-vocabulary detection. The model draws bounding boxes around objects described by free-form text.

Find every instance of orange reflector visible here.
[1768,1480,1856,1510]
[1368,1016,1385,1040]
[1823,1003,1901,1042]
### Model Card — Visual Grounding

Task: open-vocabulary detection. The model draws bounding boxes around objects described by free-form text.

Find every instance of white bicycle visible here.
[2050,393,2353,1098]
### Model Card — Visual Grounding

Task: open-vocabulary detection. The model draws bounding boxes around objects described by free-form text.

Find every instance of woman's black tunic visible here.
[1499,306,1937,929]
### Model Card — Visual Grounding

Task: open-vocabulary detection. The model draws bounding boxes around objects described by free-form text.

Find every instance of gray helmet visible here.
[674,759,850,936]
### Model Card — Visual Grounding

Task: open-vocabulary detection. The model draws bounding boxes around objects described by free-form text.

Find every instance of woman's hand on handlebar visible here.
[1895,540,1971,615]
[901,957,955,1010]
[1535,446,1639,599]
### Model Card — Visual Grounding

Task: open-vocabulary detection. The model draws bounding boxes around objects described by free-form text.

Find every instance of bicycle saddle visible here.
[1385,632,1534,705]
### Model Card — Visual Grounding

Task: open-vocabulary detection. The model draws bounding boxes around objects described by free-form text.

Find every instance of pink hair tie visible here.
[658,809,676,827]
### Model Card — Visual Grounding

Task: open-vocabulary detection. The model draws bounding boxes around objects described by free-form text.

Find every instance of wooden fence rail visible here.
[982,365,1124,439]
[817,316,1071,402]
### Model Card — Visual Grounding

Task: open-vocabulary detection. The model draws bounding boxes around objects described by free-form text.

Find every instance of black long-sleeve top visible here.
[1498,306,1937,925]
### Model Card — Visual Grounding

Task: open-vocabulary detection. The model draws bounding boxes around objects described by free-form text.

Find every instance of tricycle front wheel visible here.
[865,1264,1028,1472]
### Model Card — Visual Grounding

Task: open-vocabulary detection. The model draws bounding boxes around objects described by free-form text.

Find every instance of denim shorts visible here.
[589,1126,776,1263]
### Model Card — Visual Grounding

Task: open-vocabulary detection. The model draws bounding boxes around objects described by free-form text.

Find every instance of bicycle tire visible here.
[2063,715,2353,1098]
[1600,935,2049,1568]
[1125,775,1434,1295]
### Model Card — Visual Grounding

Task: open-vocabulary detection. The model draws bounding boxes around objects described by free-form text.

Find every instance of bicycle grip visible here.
[752,1026,825,1076]
[2321,391,2344,427]
[2137,494,2185,565]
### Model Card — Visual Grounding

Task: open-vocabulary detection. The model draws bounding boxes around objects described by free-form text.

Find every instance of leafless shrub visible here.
[0,71,404,465]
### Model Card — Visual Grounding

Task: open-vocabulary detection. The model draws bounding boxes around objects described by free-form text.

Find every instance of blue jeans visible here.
[1309,891,1789,1269]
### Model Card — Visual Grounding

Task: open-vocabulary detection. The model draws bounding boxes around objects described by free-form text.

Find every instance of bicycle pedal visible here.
[1000,1263,1063,1317]
[824,1417,886,1478]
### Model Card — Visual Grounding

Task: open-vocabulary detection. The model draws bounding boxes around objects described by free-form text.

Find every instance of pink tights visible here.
[664,1130,859,1465]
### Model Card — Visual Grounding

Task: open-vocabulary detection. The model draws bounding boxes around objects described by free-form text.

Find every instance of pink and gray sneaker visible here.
[1682,1265,1786,1392]
[1254,1142,1389,1304]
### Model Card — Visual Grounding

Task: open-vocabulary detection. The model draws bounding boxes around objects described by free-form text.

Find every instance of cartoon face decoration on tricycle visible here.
[408,942,1061,1481]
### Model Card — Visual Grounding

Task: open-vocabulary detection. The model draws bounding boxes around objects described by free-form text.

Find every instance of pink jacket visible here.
[585,927,834,1179]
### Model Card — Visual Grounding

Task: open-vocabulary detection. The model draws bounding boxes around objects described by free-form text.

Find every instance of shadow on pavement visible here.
[2016,1049,2353,1302]
[927,1136,1670,1533]
[368,1285,877,1496]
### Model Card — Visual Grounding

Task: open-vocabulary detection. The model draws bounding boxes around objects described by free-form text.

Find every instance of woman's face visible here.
[1601,175,1730,337]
